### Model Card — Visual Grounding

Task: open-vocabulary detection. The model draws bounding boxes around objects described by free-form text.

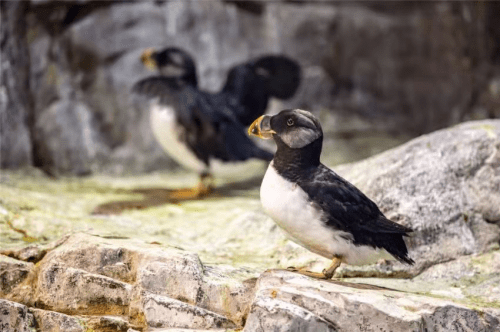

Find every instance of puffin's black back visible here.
[269,110,414,264]
[222,55,301,126]
[132,76,273,165]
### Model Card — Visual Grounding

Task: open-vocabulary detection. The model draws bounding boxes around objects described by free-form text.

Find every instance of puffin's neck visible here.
[272,137,322,181]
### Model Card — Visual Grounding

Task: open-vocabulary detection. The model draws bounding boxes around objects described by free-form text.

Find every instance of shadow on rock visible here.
[92,175,263,215]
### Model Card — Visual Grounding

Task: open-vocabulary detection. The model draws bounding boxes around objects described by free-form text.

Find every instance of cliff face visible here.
[1,0,499,175]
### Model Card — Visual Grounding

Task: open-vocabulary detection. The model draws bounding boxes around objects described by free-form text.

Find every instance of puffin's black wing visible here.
[253,55,301,99]
[186,91,274,163]
[133,76,272,164]
[299,164,414,264]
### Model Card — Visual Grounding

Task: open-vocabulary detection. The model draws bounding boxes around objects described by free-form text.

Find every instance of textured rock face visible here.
[1,1,499,174]
[1,120,500,330]
[0,1,33,169]
[334,120,500,277]
[244,270,500,332]
[1,234,499,332]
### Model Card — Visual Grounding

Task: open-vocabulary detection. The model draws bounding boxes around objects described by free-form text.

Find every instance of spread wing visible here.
[133,76,272,164]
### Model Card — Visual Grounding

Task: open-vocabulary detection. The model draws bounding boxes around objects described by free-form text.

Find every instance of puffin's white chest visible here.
[260,163,339,259]
[150,103,207,173]
[149,103,268,177]
[260,163,393,265]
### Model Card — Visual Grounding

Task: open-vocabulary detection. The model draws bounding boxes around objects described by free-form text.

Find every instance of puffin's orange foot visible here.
[166,174,214,201]
[286,266,329,279]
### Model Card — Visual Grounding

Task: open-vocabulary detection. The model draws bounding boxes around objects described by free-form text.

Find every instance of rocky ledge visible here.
[1,120,500,331]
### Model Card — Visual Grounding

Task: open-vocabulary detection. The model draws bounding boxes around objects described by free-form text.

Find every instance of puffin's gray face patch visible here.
[281,127,321,148]
[280,113,321,148]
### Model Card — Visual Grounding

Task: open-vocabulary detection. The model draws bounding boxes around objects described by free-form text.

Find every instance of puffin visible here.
[139,47,301,126]
[132,48,300,198]
[248,109,414,279]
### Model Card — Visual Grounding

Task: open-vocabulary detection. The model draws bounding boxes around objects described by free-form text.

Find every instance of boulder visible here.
[244,269,500,332]
[0,120,499,330]
[0,1,33,169]
[0,299,34,332]
[0,255,34,298]
[334,120,500,277]
[30,308,85,332]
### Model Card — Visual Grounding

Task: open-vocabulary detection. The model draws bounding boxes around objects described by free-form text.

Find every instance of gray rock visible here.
[141,292,236,329]
[33,263,132,315]
[0,1,33,169]
[0,299,34,332]
[2,0,499,174]
[0,255,34,297]
[334,120,500,276]
[244,269,500,332]
[30,308,84,332]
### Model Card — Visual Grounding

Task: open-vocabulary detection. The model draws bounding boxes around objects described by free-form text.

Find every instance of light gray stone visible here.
[334,120,500,277]
[33,263,132,315]
[30,308,84,332]
[141,292,236,329]
[0,255,34,297]
[244,269,500,332]
[0,299,34,332]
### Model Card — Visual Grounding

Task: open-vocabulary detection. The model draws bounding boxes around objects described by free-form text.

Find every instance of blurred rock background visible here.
[1,0,500,175]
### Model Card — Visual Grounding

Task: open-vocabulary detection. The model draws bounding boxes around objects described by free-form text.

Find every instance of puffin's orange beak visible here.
[248,115,275,139]
[141,48,157,71]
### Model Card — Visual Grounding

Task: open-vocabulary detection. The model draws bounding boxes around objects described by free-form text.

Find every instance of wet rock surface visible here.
[1,120,500,330]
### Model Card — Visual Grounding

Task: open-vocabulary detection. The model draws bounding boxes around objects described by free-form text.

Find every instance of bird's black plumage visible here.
[140,47,301,126]
[250,109,414,266]
[133,76,273,167]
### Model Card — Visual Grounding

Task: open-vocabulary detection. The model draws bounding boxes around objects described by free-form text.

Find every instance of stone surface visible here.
[244,270,500,332]
[0,1,33,169]
[141,292,236,329]
[30,308,84,332]
[1,1,500,174]
[0,255,34,297]
[1,120,500,330]
[0,299,34,332]
[333,120,500,277]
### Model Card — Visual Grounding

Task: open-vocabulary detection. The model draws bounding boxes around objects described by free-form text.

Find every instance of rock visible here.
[334,119,500,277]
[33,263,132,315]
[1,120,500,329]
[2,1,500,174]
[244,269,500,332]
[0,1,33,169]
[33,99,107,176]
[0,255,34,297]
[30,308,85,332]
[0,299,34,332]
[141,292,236,329]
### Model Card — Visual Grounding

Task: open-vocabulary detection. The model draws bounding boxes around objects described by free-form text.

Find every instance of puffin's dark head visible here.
[248,109,322,149]
[140,47,197,85]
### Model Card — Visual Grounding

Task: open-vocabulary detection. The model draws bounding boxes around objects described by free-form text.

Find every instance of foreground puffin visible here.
[133,48,300,198]
[248,109,414,279]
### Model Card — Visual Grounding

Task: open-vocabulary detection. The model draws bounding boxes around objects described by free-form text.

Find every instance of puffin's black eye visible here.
[287,118,294,126]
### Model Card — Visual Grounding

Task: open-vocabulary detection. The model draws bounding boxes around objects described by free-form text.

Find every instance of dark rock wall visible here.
[1,1,33,169]
[1,0,499,175]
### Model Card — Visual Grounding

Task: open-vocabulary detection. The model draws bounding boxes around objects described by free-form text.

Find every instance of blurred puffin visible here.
[133,48,300,198]
[139,47,301,125]
[248,109,414,279]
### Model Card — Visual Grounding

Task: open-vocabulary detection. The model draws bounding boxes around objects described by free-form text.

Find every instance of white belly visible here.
[150,103,208,173]
[260,163,393,265]
[150,103,269,177]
